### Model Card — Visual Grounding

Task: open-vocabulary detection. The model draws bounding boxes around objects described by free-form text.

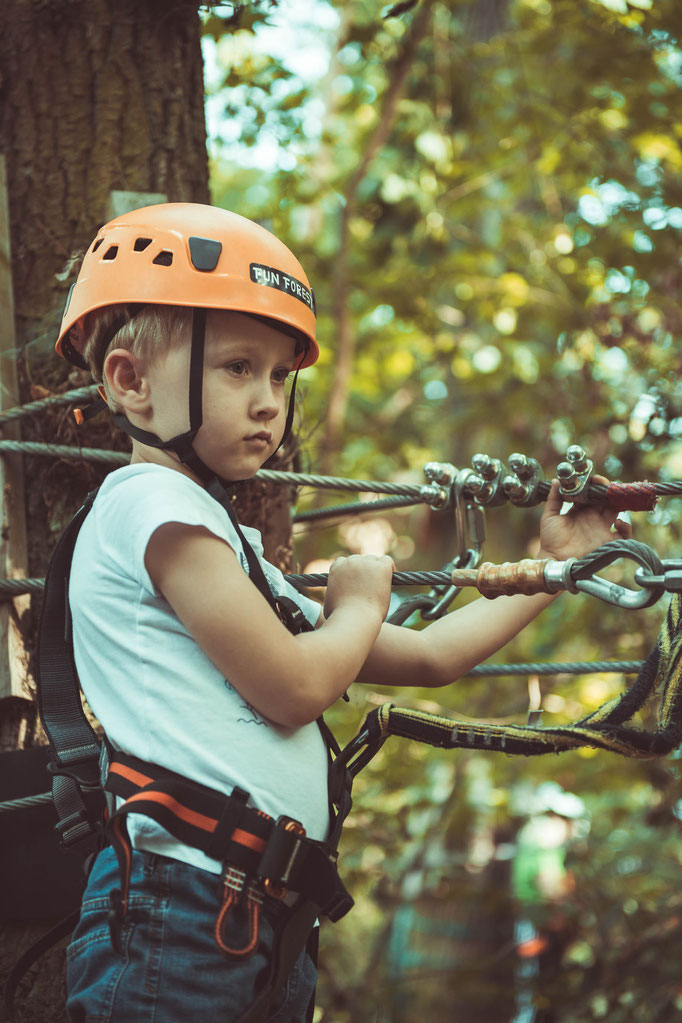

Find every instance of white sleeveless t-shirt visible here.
[69,463,329,874]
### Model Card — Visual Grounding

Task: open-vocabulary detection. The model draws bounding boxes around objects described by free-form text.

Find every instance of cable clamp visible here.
[419,483,449,509]
[556,445,594,503]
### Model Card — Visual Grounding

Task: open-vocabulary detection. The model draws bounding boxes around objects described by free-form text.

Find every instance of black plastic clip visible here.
[323,887,354,923]
[107,888,126,956]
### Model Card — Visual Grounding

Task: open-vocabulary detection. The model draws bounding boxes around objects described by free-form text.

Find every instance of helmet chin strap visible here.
[112,307,208,477]
[111,302,300,491]
[111,307,304,601]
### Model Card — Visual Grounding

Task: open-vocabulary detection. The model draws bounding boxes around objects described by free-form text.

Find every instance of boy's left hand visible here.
[537,476,632,562]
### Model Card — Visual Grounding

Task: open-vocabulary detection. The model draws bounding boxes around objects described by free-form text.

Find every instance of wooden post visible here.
[0,155,31,717]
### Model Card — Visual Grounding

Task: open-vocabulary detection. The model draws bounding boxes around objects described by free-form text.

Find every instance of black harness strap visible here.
[3,911,80,1019]
[211,480,282,617]
[35,488,105,847]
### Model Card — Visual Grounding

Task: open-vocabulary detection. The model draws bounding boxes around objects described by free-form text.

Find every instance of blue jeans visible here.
[66,846,317,1022]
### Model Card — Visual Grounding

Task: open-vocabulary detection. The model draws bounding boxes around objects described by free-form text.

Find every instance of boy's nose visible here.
[251,381,281,420]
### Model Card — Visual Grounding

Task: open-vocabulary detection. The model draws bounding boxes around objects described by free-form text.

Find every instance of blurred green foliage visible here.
[204,1,682,1018]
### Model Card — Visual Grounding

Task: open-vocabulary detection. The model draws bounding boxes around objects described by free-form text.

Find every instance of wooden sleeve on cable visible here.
[451,560,552,599]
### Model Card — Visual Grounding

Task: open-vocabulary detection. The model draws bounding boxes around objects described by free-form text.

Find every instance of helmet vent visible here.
[92,238,103,253]
[103,245,118,261]
[134,237,152,252]
[152,250,173,267]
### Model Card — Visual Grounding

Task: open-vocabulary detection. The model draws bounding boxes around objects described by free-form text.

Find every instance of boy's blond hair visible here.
[82,304,193,412]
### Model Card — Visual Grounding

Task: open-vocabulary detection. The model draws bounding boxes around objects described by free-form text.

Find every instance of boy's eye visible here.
[273,368,292,384]
[227,361,248,375]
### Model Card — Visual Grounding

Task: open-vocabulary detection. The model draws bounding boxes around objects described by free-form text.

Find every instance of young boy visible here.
[55,202,628,1022]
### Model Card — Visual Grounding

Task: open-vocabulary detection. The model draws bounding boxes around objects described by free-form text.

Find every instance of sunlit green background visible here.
[197,1,682,1019]
[200,1,682,1014]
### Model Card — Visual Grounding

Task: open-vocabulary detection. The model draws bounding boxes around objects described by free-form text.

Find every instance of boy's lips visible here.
[244,431,272,443]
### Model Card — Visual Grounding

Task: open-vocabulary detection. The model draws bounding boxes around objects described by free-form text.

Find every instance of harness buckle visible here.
[47,756,102,789]
[262,817,306,900]
[48,757,106,847]
[54,807,103,847]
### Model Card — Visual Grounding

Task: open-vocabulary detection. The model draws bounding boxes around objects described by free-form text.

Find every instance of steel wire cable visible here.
[0,439,127,465]
[0,572,457,598]
[256,467,425,496]
[467,659,643,676]
[293,494,422,522]
[0,793,52,813]
[0,386,99,425]
[0,657,645,815]
[1,384,682,506]
[0,439,428,497]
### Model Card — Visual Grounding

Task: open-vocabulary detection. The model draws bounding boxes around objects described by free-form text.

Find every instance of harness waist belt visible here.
[106,752,353,922]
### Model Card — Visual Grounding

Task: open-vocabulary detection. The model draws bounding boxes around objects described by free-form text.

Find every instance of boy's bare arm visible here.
[351,590,557,687]
[144,522,392,728]
[353,478,631,688]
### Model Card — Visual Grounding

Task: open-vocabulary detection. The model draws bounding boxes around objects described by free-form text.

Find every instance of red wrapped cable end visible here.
[606,481,658,512]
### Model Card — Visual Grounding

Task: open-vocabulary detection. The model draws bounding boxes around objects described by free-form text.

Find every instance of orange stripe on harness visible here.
[123,790,217,832]
[232,828,267,854]
[109,762,154,788]
[120,791,267,853]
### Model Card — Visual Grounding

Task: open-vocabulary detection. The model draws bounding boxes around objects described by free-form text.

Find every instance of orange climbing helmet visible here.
[56,202,319,369]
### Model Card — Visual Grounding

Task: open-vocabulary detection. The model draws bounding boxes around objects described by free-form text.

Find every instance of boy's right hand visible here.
[323,554,394,621]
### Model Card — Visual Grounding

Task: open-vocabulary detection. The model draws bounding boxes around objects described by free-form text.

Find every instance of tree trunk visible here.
[0,4,296,1019]
[0,0,213,667]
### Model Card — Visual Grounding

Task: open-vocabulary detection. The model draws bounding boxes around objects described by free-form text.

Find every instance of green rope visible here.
[349,595,682,761]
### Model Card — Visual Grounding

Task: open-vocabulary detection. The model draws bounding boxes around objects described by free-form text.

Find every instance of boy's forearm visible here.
[354,588,560,688]
[420,589,559,685]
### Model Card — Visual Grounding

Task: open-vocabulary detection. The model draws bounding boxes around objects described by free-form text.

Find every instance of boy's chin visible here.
[214,464,263,484]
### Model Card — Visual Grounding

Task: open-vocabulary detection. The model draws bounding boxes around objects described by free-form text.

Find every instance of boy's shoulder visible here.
[96,463,220,519]
[92,463,266,560]
[99,462,201,499]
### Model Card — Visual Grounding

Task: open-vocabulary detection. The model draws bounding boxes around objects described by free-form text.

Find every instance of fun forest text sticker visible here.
[250,263,316,314]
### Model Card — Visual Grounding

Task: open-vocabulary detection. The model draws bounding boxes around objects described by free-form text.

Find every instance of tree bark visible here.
[2,0,209,321]
[0,0,212,608]
[0,4,295,1019]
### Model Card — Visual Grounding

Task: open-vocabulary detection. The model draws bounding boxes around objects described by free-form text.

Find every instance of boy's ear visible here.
[104,348,150,411]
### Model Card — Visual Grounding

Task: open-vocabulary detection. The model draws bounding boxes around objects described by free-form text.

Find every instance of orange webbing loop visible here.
[215,867,263,960]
